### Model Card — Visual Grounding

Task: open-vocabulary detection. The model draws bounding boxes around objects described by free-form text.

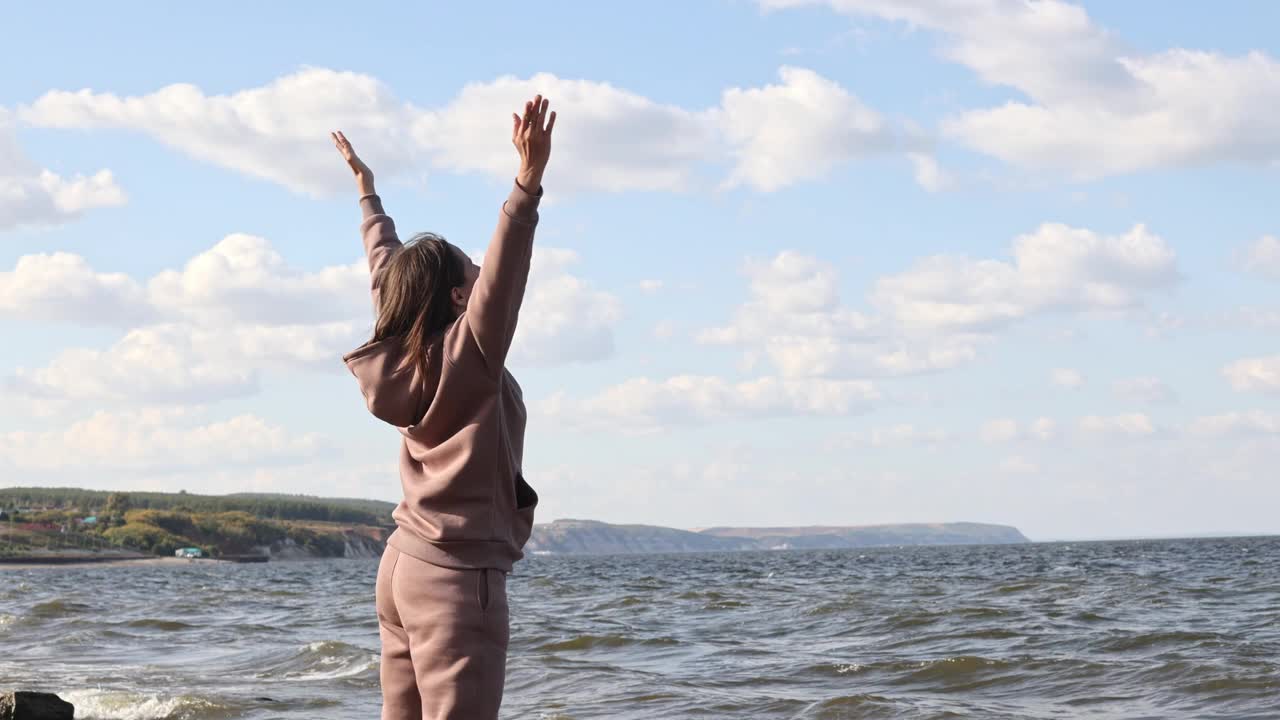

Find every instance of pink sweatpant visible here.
[376,544,510,720]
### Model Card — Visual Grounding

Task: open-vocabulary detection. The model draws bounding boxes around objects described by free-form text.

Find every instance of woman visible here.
[331,94,556,720]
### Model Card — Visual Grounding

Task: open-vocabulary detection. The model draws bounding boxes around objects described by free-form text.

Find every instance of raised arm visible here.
[332,131,402,312]
[465,95,557,372]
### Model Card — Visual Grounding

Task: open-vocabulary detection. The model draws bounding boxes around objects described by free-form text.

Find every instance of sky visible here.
[3,1,1280,541]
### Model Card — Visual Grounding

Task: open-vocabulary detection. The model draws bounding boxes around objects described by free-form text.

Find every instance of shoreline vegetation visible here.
[1,487,1037,567]
[0,487,392,566]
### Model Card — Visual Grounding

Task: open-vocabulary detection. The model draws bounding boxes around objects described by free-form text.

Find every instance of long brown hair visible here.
[370,233,466,376]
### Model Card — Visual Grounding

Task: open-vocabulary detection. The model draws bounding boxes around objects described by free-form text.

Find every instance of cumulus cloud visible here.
[413,72,718,193]
[717,66,892,191]
[1029,417,1056,441]
[1223,356,1280,393]
[762,0,1280,178]
[1237,236,1280,280]
[147,234,369,325]
[0,112,126,231]
[699,250,977,378]
[0,408,323,471]
[22,69,418,197]
[872,223,1179,333]
[3,236,621,406]
[7,322,359,405]
[542,375,880,430]
[907,152,955,192]
[21,66,903,197]
[704,221,1178,380]
[834,423,953,448]
[1051,368,1085,389]
[0,252,152,325]
[1078,413,1157,438]
[981,419,1019,443]
[511,248,622,366]
[1114,376,1176,404]
[1186,411,1280,438]
[999,455,1038,475]
[1226,306,1280,330]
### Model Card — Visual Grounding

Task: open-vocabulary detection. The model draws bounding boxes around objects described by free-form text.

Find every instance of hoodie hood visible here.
[342,335,441,429]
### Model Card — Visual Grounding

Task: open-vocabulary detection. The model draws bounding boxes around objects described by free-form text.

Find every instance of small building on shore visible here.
[175,547,204,558]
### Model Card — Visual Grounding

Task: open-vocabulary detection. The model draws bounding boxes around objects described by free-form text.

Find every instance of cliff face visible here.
[252,528,388,560]
[525,520,1029,555]
[523,519,750,555]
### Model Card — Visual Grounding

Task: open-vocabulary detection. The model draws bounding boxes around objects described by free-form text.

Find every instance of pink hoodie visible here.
[342,181,542,572]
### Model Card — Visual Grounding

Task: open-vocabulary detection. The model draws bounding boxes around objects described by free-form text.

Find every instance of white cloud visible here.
[7,322,359,405]
[1078,413,1157,438]
[1051,368,1085,389]
[717,66,892,191]
[1029,417,1056,441]
[0,409,323,471]
[907,152,955,192]
[512,248,622,366]
[22,66,906,197]
[0,252,152,325]
[981,419,1019,443]
[147,234,369,325]
[873,223,1179,333]
[1223,356,1280,393]
[763,0,1280,178]
[1186,411,1280,438]
[835,423,952,448]
[999,455,1038,475]
[1226,306,1280,330]
[1237,236,1280,279]
[701,251,969,378]
[542,375,880,429]
[1114,376,1176,404]
[22,69,418,197]
[414,72,718,194]
[638,279,665,293]
[4,236,619,406]
[0,112,126,231]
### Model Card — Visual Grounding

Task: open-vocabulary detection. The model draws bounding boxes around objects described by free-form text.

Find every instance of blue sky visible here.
[3,1,1280,540]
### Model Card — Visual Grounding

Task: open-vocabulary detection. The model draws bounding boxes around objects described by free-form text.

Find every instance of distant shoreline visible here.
[0,555,235,569]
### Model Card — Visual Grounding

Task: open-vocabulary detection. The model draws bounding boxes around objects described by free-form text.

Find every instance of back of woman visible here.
[331,94,556,720]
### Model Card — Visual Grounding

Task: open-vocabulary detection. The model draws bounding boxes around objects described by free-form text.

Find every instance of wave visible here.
[124,619,197,631]
[537,634,680,652]
[61,690,232,720]
[256,640,379,682]
[30,599,93,618]
[1095,630,1228,653]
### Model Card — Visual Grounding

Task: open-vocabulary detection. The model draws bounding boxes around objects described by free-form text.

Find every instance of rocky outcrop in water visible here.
[525,519,1029,555]
[0,692,73,720]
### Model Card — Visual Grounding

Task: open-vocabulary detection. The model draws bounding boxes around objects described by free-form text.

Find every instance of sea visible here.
[2,536,1278,719]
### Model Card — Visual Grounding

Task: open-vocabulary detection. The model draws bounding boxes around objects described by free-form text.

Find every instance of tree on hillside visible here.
[104,492,132,527]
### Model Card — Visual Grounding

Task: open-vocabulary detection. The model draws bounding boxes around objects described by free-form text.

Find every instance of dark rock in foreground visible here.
[0,692,73,720]
[525,519,1029,556]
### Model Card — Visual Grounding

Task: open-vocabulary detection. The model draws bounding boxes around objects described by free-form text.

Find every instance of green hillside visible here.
[0,487,396,525]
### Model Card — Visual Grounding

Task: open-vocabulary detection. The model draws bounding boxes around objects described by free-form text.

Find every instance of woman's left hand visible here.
[331,130,376,195]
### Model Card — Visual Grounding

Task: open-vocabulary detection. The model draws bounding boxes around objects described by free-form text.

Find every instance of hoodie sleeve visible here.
[358,194,403,312]
[463,179,542,373]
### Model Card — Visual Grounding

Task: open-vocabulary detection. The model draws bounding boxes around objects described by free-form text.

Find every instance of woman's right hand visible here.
[511,95,555,190]
[331,130,376,195]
